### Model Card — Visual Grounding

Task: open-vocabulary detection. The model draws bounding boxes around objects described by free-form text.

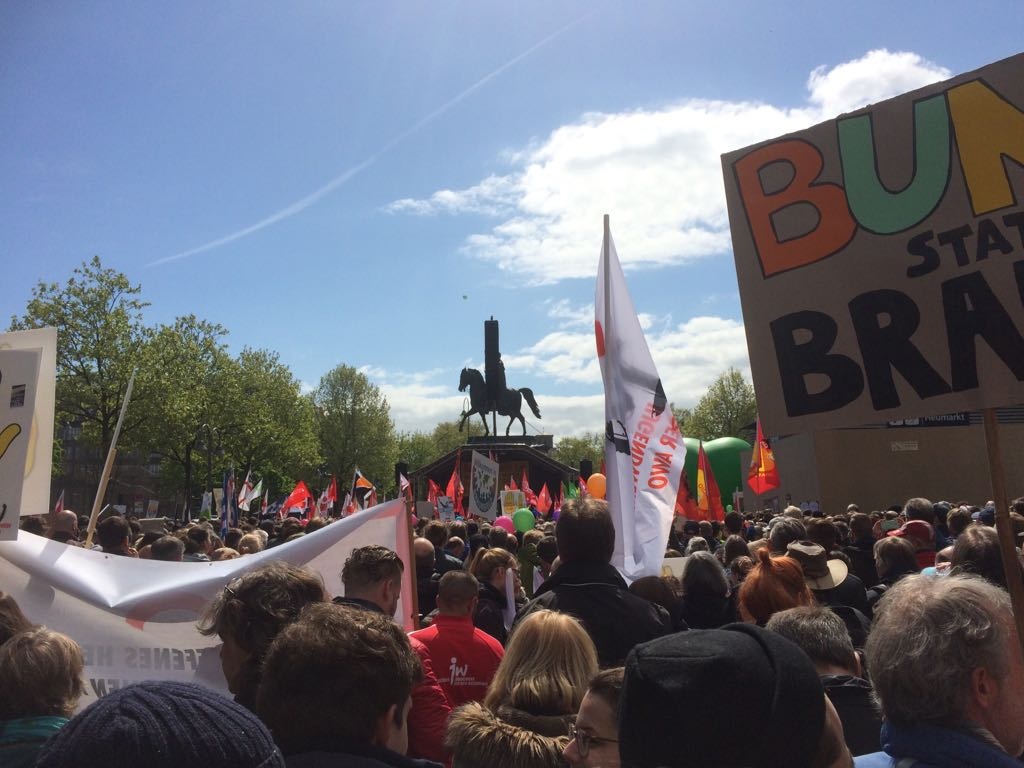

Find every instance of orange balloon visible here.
[587,473,607,499]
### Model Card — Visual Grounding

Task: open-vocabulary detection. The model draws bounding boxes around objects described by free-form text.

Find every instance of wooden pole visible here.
[982,407,1024,656]
[84,370,136,548]
[405,493,421,630]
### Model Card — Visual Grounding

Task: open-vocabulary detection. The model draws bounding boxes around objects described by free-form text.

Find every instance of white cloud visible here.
[389,50,950,284]
[806,49,951,117]
[544,298,593,329]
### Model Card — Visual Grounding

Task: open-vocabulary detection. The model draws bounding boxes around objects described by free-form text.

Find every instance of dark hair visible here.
[423,520,448,548]
[723,535,750,565]
[185,526,211,554]
[341,545,404,591]
[903,497,935,524]
[873,537,919,581]
[223,528,244,550]
[949,525,1015,589]
[150,535,185,561]
[849,513,873,540]
[628,576,677,616]
[438,570,479,611]
[96,516,131,551]
[723,511,744,535]
[586,666,625,719]
[556,498,615,565]
[20,516,46,535]
[766,605,858,672]
[256,603,421,753]
[197,561,325,707]
[805,519,837,551]
[536,536,558,564]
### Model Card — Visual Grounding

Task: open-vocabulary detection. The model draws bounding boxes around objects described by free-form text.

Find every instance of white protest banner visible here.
[597,217,687,580]
[722,53,1024,435]
[0,328,56,517]
[0,499,414,708]
[468,450,499,520]
[0,348,42,539]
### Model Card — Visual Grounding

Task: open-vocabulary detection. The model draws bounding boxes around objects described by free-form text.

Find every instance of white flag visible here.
[596,216,687,580]
[237,471,253,511]
[247,478,263,506]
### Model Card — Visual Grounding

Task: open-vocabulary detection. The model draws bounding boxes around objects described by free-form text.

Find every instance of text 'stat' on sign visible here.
[722,53,1024,435]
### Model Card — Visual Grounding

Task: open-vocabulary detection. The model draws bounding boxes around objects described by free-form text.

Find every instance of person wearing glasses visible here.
[564,667,623,768]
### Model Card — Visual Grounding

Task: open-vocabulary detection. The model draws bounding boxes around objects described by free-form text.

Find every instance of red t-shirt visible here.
[410,614,505,707]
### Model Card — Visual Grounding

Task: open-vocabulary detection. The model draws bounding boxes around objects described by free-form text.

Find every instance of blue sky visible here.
[3,2,1022,437]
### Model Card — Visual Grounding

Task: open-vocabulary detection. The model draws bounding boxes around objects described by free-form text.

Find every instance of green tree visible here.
[683,368,757,441]
[551,432,604,470]
[431,419,485,457]
[395,431,438,474]
[134,315,233,512]
[313,365,396,492]
[222,348,321,495]
[10,256,151,452]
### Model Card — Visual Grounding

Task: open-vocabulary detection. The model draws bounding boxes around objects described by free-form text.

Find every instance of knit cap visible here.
[35,680,284,768]
[620,623,826,768]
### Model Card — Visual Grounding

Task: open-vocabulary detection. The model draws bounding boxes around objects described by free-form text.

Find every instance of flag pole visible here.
[84,369,136,548]
[982,407,1024,657]
[602,213,613,509]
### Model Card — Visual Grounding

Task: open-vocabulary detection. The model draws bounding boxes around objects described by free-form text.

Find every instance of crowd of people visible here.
[3,493,1024,767]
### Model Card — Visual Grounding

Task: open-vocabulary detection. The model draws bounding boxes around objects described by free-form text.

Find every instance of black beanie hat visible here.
[619,623,826,768]
[35,680,284,768]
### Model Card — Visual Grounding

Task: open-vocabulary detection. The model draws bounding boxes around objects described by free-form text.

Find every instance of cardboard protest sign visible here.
[0,348,42,539]
[722,53,1024,434]
[0,499,414,708]
[501,490,526,516]
[0,328,56,517]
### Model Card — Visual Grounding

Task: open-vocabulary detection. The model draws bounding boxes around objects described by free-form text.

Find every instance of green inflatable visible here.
[680,436,752,508]
[513,507,536,532]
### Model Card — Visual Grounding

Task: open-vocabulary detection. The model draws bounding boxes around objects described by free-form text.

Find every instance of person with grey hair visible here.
[769,516,807,555]
[855,574,1024,767]
[679,551,736,629]
[768,606,881,756]
[685,536,709,555]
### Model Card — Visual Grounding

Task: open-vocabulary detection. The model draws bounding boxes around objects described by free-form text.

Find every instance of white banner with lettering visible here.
[0,500,413,710]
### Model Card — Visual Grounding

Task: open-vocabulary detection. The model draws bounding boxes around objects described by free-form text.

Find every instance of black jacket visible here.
[473,582,510,645]
[822,674,883,757]
[515,561,672,666]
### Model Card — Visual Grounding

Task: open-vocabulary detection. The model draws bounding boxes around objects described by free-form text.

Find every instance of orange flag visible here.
[748,417,780,495]
[696,442,725,522]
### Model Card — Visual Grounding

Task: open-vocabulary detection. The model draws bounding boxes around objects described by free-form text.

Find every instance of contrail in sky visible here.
[149,14,591,268]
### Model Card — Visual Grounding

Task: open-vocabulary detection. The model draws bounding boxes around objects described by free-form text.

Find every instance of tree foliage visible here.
[680,368,757,441]
[313,365,396,491]
[10,256,151,450]
[551,432,604,471]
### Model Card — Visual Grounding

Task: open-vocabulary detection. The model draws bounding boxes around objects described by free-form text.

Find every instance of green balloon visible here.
[513,507,535,532]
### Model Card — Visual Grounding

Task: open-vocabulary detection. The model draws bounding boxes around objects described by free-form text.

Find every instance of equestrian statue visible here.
[458,363,541,436]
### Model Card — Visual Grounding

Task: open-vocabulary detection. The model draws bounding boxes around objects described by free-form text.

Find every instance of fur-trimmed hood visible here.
[445,702,568,768]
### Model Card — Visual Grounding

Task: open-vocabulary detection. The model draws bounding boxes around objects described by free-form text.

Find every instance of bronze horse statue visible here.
[459,367,541,436]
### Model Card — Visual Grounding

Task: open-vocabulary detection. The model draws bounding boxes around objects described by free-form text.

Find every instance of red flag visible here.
[282,481,313,513]
[696,443,725,522]
[366,488,379,508]
[599,458,606,476]
[537,483,552,514]
[674,467,700,519]
[748,418,780,495]
[508,476,518,492]
[427,478,441,511]
[53,490,64,516]
[327,475,338,503]
[578,475,589,499]
[399,473,411,500]
[521,469,537,506]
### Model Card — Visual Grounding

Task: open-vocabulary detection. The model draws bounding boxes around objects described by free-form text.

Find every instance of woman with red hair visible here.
[738,549,814,625]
